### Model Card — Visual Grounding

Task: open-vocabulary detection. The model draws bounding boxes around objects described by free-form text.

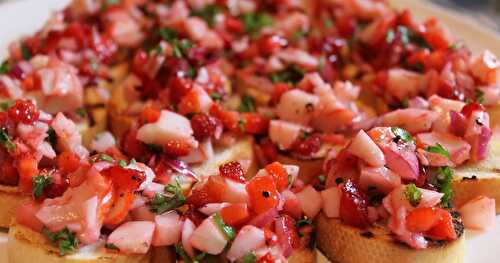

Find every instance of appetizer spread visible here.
[0,0,498,263]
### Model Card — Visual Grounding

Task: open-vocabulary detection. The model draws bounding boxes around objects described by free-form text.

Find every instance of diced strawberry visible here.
[296,185,322,219]
[210,103,239,131]
[258,35,286,56]
[246,175,280,214]
[108,221,155,254]
[168,76,193,103]
[291,134,321,156]
[226,225,265,262]
[191,113,219,141]
[258,253,276,263]
[0,151,19,186]
[178,89,201,115]
[8,100,39,125]
[339,180,370,229]
[121,127,147,160]
[336,14,357,38]
[264,162,289,192]
[259,138,278,163]
[220,203,250,226]
[225,17,244,33]
[163,140,191,157]
[190,215,228,254]
[219,161,245,183]
[101,166,145,192]
[152,211,182,246]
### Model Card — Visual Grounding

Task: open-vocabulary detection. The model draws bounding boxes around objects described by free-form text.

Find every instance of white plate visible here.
[0,0,499,262]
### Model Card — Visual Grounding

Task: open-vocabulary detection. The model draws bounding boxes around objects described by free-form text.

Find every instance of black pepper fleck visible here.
[262,191,270,198]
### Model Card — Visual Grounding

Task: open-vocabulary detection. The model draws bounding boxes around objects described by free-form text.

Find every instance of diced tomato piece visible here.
[225,16,244,33]
[339,180,370,229]
[422,18,452,50]
[132,50,149,77]
[220,203,250,226]
[16,155,38,193]
[104,190,133,228]
[406,207,440,232]
[219,161,245,183]
[140,107,161,124]
[178,89,201,115]
[264,162,289,192]
[186,176,227,207]
[398,9,418,30]
[461,103,485,118]
[8,100,39,124]
[246,175,279,214]
[57,151,81,174]
[406,207,457,241]
[183,207,205,226]
[241,113,269,134]
[191,113,219,141]
[44,171,70,198]
[336,14,357,38]
[101,166,145,192]
[163,140,191,157]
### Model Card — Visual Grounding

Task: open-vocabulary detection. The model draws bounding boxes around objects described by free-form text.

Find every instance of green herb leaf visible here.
[0,128,16,150]
[391,127,413,142]
[75,108,88,118]
[130,158,137,165]
[269,66,304,85]
[174,243,192,262]
[104,243,120,250]
[428,166,454,207]
[0,100,14,111]
[46,127,57,147]
[240,13,273,37]
[475,89,485,104]
[149,179,185,214]
[426,143,451,159]
[156,28,178,42]
[238,118,246,132]
[42,227,79,256]
[32,175,53,198]
[118,160,127,168]
[404,183,422,207]
[210,92,222,101]
[99,153,114,162]
[238,95,256,112]
[190,4,221,27]
[295,218,312,228]
[21,44,32,60]
[213,212,236,241]
[241,252,257,263]
[0,60,11,75]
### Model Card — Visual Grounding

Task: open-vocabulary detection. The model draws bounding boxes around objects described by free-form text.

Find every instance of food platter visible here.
[0,0,499,262]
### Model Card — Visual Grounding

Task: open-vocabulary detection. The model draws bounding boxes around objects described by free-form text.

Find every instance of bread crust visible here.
[0,186,29,228]
[452,132,500,213]
[316,213,465,263]
[8,224,152,263]
[288,248,316,263]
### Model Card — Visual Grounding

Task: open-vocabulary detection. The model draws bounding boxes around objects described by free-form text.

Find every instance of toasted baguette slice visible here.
[0,186,29,228]
[316,213,465,263]
[452,131,500,213]
[9,223,315,263]
[276,154,323,184]
[8,224,152,263]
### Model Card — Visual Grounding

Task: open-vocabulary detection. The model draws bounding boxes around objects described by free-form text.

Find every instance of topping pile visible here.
[0,0,498,261]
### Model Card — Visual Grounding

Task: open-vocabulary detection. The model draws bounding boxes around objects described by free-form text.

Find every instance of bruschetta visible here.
[8,159,317,263]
